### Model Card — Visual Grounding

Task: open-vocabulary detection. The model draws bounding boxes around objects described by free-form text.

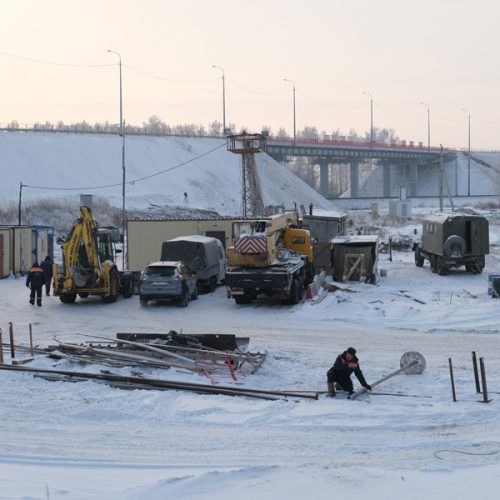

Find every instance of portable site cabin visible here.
[0,227,10,278]
[127,217,238,272]
[302,210,347,272]
[330,235,379,284]
[0,225,33,276]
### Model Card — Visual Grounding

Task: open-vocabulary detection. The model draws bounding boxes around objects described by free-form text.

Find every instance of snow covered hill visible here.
[0,131,334,215]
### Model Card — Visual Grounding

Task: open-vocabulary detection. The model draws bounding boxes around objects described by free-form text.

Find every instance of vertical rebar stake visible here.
[8,322,15,360]
[29,323,33,357]
[448,358,457,402]
[472,351,481,394]
[0,328,3,364]
[479,358,491,403]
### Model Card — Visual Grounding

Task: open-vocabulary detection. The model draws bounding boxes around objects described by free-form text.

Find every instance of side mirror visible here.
[413,228,417,235]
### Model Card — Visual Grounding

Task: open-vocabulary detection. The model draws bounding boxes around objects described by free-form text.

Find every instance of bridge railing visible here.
[268,135,448,152]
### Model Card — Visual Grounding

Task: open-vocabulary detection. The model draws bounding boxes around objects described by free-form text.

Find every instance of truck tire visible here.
[414,247,425,267]
[444,235,466,258]
[102,269,119,303]
[60,293,77,304]
[286,279,300,305]
[234,294,253,305]
[120,272,134,298]
[178,288,189,307]
[430,255,438,273]
[437,256,449,276]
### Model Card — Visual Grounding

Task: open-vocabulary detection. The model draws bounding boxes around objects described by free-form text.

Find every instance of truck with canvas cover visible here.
[413,212,489,275]
[225,211,315,304]
[53,206,135,303]
[160,235,226,292]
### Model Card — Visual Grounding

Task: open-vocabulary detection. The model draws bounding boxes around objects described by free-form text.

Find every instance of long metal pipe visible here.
[0,364,317,400]
[350,360,417,399]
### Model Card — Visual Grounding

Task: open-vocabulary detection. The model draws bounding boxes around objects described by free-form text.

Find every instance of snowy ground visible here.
[1,218,500,499]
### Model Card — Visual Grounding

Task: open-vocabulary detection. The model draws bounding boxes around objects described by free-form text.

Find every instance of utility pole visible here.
[212,65,226,134]
[107,49,126,270]
[462,108,471,196]
[420,102,430,152]
[18,182,23,225]
[283,79,296,142]
[439,144,444,212]
[363,92,374,146]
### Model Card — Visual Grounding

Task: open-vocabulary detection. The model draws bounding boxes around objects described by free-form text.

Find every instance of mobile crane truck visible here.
[53,206,136,303]
[225,211,315,304]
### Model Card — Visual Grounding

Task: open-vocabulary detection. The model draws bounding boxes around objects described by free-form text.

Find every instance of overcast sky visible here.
[1,0,499,149]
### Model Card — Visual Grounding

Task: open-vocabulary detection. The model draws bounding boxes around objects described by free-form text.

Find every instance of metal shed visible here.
[302,210,347,272]
[0,227,10,278]
[330,235,379,284]
[0,225,33,276]
[127,217,239,271]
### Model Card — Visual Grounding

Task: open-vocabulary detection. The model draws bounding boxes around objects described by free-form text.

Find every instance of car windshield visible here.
[144,266,176,278]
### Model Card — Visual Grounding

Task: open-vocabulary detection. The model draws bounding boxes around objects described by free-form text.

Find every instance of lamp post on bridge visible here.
[106,49,126,270]
[363,91,374,146]
[420,102,430,152]
[283,78,296,142]
[212,65,226,134]
[463,108,471,196]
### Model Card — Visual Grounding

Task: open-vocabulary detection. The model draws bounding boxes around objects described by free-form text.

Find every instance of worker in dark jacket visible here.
[326,347,372,397]
[40,255,54,295]
[26,261,45,306]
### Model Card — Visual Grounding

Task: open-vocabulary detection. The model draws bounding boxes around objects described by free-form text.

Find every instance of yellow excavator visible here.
[53,206,135,304]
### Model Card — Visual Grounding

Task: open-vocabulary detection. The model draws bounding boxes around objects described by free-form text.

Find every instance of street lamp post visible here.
[283,78,296,142]
[107,49,126,270]
[420,102,430,152]
[463,108,471,196]
[212,65,226,134]
[363,92,374,146]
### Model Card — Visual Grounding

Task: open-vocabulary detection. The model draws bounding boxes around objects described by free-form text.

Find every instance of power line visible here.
[0,50,113,68]
[23,141,226,191]
[373,102,422,116]
[226,78,288,96]
[123,64,219,84]
[296,90,366,109]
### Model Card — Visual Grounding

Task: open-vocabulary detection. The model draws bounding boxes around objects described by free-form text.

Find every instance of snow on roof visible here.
[304,208,347,219]
[168,234,218,243]
[330,235,379,244]
[422,212,486,223]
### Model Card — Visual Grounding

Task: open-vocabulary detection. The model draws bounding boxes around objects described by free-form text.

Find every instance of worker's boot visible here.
[29,298,34,305]
[327,382,336,397]
[37,300,42,307]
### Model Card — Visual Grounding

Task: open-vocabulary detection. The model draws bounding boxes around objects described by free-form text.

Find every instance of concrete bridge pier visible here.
[319,158,330,197]
[350,160,359,198]
[383,163,391,197]
[410,161,419,196]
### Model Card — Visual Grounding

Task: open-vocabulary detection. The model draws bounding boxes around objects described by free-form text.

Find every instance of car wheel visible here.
[414,248,424,267]
[139,296,148,307]
[178,289,189,307]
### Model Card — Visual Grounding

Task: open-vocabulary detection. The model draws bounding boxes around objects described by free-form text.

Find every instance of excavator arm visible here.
[59,206,103,289]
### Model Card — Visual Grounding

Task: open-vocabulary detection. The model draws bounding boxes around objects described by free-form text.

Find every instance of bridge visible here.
[266,136,456,199]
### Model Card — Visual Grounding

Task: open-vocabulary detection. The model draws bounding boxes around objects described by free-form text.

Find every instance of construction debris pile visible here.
[47,331,267,382]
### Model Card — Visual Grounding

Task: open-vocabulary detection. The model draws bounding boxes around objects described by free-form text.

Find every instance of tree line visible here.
[3,117,399,143]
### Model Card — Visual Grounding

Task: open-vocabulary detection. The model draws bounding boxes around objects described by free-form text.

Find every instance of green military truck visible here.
[413,213,489,275]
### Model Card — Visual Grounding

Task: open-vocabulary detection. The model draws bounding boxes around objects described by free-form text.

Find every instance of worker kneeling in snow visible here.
[326,347,371,397]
